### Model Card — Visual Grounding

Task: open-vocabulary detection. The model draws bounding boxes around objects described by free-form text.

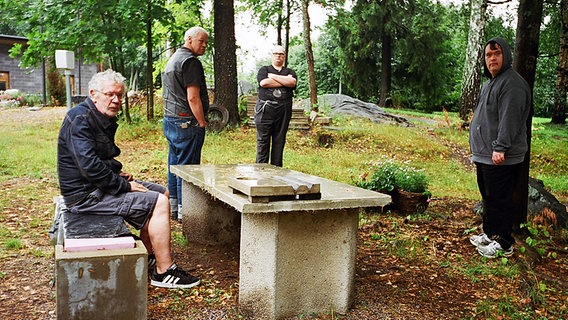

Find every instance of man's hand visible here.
[119,172,133,181]
[492,151,505,165]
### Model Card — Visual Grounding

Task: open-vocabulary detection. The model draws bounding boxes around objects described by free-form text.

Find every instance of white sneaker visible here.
[470,233,491,247]
[477,240,513,258]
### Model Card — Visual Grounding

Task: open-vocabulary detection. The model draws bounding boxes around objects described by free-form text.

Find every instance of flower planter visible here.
[390,189,429,214]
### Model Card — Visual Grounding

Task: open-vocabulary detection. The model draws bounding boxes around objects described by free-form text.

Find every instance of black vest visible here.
[162,47,209,117]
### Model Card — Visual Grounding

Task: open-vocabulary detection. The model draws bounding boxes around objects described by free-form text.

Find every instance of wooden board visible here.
[227,176,321,203]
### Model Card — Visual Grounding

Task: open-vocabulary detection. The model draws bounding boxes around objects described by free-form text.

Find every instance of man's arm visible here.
[260,73,296,88]
[187,85,207,127]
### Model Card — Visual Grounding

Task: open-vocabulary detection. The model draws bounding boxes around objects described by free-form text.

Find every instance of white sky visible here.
[234,3,331,75]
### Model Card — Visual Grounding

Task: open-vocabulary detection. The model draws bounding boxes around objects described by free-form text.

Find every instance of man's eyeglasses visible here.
[273,52,285,56]
[96,90,123,100]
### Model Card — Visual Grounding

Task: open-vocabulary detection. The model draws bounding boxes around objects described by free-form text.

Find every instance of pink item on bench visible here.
[64,237,136,252]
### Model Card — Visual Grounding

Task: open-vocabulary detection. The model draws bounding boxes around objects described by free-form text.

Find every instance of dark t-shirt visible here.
[257,65,297,102]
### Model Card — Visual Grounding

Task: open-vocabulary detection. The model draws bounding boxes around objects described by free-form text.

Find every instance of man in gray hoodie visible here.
[468,37,531,258]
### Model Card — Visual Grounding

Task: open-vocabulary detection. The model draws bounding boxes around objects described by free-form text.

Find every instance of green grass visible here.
[2,108,565,202]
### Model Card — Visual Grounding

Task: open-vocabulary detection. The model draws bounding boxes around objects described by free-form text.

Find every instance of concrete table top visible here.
[171,163,391,214]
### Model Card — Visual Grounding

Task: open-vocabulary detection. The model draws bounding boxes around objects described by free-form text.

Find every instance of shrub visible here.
[355,157,430,195]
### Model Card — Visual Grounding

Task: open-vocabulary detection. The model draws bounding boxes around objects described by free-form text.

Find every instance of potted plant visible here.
[355,157,431,214]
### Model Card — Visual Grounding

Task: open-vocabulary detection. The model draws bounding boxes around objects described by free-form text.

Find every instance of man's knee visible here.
[154,193,170,215]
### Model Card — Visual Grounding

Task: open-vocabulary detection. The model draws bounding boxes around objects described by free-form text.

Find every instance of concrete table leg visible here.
[239,208,359,319]
[181,180,241,245]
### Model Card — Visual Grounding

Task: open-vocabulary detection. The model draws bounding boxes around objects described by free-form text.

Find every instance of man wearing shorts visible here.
[57,69,200,289]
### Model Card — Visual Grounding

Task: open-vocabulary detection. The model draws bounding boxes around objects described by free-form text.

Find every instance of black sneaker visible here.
[151,263,200,289]
[148,253,156,271]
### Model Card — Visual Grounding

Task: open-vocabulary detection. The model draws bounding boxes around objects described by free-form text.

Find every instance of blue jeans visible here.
[163,117,205,203]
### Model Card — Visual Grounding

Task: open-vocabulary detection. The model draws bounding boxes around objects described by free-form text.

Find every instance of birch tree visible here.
[459,0,487,121]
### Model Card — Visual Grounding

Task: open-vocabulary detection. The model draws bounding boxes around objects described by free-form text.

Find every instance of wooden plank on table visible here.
[227,175,322,202]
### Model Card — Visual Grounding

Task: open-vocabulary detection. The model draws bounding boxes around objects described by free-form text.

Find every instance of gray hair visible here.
[88,69,126,92]
[184,27,208,42]
[271,45,286,54]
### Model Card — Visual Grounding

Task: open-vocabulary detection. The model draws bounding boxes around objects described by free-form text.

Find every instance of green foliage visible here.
[5,238,22,250]
[47,68,66,107]
[0,90,43,108]
[355,157,429,194]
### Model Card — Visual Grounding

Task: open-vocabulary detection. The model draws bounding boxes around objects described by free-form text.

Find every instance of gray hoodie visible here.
[469,37,531,165]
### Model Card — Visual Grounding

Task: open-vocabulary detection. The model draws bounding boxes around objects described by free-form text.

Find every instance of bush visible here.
[355,157,430,195]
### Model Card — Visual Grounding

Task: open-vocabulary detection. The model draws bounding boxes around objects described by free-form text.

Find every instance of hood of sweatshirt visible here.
[483,37,513,79]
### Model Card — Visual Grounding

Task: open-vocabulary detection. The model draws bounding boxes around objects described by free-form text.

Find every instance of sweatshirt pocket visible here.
[470,125,490,155]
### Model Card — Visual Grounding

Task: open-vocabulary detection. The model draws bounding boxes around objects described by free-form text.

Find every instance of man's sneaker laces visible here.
[469,233,492,247]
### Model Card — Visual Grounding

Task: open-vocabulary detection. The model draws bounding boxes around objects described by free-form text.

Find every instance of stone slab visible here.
[171,163,391,214]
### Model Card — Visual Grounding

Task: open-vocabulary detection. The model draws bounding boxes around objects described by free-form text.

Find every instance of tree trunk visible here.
[214,0,239,126]
[552,0,568,124]
[512,0,543,231]
[459,0,487,121]
[146,0,154,121]
[302,0,318,111]
[285,0,291,56]
[379,14,392,108]
[277,0,283,45]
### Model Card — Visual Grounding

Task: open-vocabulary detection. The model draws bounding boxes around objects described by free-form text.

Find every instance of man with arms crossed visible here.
[254,45,297,167]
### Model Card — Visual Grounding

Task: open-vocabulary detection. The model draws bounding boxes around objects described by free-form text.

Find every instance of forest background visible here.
[0,0,565,126]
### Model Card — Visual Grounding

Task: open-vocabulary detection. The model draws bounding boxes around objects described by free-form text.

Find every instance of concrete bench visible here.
[171,164,391,319]
[50,196,148,320]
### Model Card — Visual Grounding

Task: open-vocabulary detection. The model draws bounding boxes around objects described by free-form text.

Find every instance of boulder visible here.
[472,177,568,229]
[298,94,414,127]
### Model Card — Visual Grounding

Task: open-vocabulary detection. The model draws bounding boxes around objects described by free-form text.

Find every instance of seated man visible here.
[57,69,200,289]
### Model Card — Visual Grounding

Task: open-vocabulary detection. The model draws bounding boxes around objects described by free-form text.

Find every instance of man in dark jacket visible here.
[468,37,531,258]
[58,69,200,288]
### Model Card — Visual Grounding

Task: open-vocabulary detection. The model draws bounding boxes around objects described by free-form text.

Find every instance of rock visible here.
[528,177,568,228]
[297,94,414,127]
[472,177,568,229]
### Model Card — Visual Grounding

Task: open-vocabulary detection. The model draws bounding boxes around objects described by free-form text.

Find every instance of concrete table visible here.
[171,164,391,320]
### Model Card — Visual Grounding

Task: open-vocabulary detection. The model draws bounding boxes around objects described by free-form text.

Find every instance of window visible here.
[0,72,8,91]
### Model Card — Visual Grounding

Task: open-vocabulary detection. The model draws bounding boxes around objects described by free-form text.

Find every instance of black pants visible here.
[475,162,522,249]
[254,99,292,167]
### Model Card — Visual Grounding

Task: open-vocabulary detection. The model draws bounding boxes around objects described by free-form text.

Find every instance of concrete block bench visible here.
[50,196,148,320]
[171,164,391,319]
